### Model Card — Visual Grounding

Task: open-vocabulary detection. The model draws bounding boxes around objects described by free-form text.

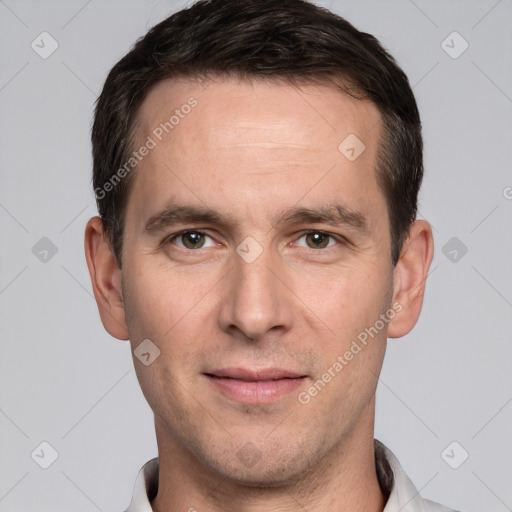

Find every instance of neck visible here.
[151,400,385,512]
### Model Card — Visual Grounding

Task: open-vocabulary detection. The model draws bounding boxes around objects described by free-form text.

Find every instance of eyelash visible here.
[165,230,219,251]
[292,230,343,251]
[164,229,346,252]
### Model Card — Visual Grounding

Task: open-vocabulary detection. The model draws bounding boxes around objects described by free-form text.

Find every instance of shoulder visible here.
[421,498,461,512]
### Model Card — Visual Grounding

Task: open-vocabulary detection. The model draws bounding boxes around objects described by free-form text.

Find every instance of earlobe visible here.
[387,220,434,339]
[84,216,129,340]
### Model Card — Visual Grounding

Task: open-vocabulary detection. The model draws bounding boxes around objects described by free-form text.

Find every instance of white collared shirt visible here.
[124,440,459,512]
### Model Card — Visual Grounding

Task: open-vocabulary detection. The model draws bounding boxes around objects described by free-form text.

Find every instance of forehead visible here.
[128,77,385,232]
[136,77,381,153]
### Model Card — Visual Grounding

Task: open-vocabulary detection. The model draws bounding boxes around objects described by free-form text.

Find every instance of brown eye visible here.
[304,232,332,249]
[178,231,207,249]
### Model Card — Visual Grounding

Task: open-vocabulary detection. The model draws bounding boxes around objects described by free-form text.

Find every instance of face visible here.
[98,77,404,484]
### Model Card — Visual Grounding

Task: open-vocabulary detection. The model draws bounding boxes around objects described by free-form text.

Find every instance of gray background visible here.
[1,0,511,510]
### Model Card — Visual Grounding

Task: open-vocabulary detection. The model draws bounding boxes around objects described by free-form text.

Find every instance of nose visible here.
[217,245,293,342]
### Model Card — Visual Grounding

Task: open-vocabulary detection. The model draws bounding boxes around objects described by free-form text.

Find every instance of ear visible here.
[387,220,434,338]
[84,216,129,340]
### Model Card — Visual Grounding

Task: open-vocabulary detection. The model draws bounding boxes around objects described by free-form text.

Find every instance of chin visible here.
[200,439,320,488]
[219,462,309,488]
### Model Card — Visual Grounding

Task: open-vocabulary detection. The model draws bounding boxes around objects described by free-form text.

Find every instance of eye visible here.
[170,230,217,250]
[295,231,338,249]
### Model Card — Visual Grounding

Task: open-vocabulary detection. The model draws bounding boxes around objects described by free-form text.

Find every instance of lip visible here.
[205,367,307,404]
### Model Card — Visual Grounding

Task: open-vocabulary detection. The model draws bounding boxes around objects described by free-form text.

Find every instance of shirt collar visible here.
[375,440,452,511]
[125,439,454,512]
[125,457,158,512]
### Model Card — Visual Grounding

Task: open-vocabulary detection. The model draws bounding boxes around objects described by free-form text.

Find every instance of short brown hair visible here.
[92,0,423,267]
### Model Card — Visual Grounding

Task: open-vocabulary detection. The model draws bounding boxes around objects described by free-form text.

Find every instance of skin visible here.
[85,77,433,512]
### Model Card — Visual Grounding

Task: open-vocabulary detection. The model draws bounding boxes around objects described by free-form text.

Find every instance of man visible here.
[84,0,459,510]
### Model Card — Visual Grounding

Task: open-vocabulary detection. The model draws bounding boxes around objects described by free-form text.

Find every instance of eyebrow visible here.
[277,204,367,233]
[145,205,230,233]
[144,202,368,235]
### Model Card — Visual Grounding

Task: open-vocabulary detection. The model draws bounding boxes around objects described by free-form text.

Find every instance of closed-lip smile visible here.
[204,367,308,404]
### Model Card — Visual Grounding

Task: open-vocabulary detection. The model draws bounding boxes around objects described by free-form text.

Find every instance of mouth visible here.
[204,367,308,404]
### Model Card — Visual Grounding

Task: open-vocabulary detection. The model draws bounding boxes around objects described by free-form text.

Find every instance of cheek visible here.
[294,261,392,342]
[124,274,205,417]
[122,261,218,402]
[122,257,213,340]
